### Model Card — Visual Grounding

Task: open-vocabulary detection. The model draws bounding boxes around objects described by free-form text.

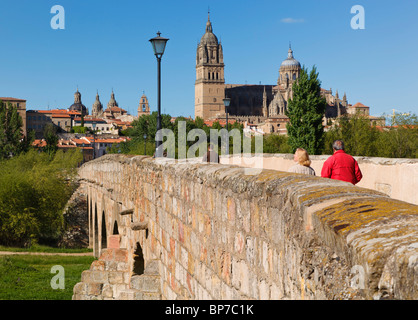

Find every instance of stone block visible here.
[73,282,87,295]
[145,260,160,275]
[141,275,161,293]
[102,284,114,299]
[87,283,103,296]
[114,249,129,263]
[81,270,92,283]
[91,271,108,284]
[99,249,114,261]
[108,235,121,249]
[130,275,144,291]
[108,271,124,284]
[142,292,161,300]
[90,260,105,271]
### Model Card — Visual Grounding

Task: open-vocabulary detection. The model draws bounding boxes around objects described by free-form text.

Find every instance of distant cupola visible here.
[92,91,103,118]
[69,87,88,115]
[107,90,119,109]
[278,45,302,89]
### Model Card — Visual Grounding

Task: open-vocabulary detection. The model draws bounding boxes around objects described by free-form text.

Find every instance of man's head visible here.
[332,140,345,151]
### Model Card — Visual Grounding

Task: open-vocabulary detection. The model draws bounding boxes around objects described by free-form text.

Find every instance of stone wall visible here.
[73,154,418,300]
[220,153,418,206]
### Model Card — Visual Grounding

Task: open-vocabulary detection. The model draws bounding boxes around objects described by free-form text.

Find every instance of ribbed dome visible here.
[200,17,218,46]
[69,89,88,115]
[280,47,301,68]
[92,92,103,109]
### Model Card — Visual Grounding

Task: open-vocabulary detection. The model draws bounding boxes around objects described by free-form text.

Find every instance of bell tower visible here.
[195,13,225,120]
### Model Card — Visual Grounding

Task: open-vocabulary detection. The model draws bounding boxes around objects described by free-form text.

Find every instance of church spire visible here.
[206,8,213,33]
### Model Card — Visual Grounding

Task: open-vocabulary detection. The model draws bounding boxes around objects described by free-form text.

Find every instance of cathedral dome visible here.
[200,16,218,46]
[280,47,301,69]
[69,89,88,115]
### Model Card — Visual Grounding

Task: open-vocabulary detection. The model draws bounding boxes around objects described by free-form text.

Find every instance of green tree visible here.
[285,66,327,155]
[43,123,59,156]
[0,100,24,159]
[263,134,291,154]
[376,112,418,158]
[324,113,379,156]
[0,149,82,246]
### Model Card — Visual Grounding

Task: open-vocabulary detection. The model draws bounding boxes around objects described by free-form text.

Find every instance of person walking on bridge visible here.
[321,140,363,185]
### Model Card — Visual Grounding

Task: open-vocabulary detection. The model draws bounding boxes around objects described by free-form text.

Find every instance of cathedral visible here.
[195,14,371,134]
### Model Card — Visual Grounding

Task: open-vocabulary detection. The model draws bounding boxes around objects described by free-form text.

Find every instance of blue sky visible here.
[0,0,417,118]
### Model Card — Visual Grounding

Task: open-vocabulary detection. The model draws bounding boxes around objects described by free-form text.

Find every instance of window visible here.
[142,104,146,112]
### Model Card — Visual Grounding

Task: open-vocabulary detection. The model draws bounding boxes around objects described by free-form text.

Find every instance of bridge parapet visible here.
[74,154,418,300]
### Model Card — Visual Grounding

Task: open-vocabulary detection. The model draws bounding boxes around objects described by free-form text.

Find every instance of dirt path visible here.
[0,251,93,256]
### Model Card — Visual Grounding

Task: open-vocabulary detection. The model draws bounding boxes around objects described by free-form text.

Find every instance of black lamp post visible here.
[143,133,147,155]
[92,122,96,159]
[149,31,169,157]
[81,143,85,163]
[223,97,231,131]
[223,97,231,155]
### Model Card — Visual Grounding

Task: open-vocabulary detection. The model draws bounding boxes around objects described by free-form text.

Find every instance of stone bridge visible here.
[72,154,418,300]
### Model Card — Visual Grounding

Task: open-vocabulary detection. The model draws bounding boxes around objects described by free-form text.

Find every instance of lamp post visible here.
[81,143,85,164]
[92,122,96,159]
[223,97,231,155]
[149,31,169,157]
[223,97,231,131]
[143,133,147,155]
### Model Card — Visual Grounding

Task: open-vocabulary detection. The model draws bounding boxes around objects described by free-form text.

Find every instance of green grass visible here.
[0,254,95,300]
[0,244,92,254]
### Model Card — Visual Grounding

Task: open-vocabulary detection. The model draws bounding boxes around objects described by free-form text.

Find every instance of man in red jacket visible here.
[321,140,363,185]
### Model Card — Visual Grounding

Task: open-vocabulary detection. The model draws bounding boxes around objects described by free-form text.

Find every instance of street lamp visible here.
[143,134,147,155]
[81,143,85,163]
[92,122,96,159]
[223,97,231,155]
[149,31,169,157]
[223,97,231,131]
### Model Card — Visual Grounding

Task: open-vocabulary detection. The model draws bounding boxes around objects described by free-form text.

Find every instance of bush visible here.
[0,149,82,246]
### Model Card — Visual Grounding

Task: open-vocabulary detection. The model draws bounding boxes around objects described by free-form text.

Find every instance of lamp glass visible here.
[223,98,231,108]
[149,32,169,56]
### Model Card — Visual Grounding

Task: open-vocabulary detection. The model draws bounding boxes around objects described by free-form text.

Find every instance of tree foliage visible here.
[0,149,82,247]
[324,112,417,158]
[0,100,33,159]
[286,66,328,155]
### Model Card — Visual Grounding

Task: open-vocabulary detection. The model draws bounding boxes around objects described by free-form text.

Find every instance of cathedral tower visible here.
[278,45,301,90]
[92,91,104,118]
[138,93,151,117]
[195,13,225,119]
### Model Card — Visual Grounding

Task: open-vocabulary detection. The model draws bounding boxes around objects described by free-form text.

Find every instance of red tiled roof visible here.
[52,114,72,118]
[0,97,26,102]
[352,102,369,108]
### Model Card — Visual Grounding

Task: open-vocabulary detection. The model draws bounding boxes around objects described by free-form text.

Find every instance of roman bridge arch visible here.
[73,154,418,300]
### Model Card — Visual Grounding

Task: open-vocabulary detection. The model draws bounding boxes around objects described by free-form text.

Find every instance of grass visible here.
[0,250,95,300]
[0,244,92,254]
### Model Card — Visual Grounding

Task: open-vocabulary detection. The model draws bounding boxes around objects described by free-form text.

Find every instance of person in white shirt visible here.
[288,148,316,176]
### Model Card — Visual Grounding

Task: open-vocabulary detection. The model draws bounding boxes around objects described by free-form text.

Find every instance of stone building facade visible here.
[0,97,27,136]
[137,93,151,117]
[194,16,381,133]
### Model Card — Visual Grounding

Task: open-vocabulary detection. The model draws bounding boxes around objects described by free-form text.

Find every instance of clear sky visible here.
[1,0,417,118]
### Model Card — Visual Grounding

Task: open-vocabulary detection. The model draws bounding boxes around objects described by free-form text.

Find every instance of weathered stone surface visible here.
[73,154,418,300]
